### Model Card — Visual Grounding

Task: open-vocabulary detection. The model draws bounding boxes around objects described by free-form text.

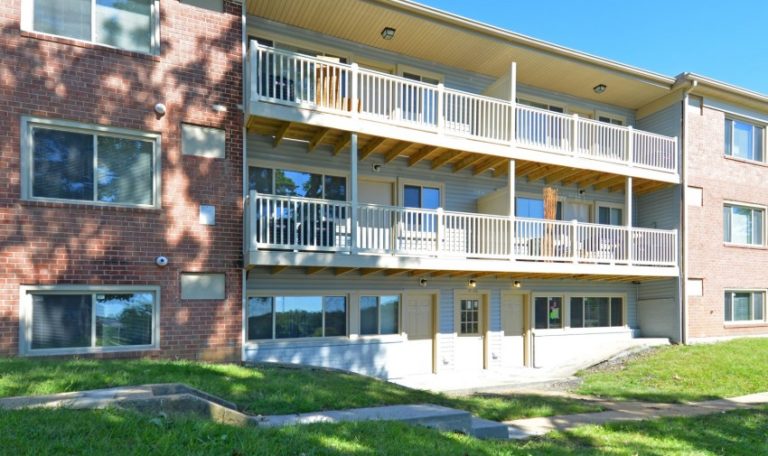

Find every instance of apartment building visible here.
[2,0,761,379]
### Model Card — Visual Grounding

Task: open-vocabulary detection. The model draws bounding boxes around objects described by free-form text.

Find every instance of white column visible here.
[350,133,358,253]
[508,159,516,261]
[509,62,517,147]
[626,176,633,265]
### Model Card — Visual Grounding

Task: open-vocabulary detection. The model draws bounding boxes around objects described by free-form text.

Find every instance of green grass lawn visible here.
[1,406,766,455]
[0,357,598,421]
[577,338,768,402]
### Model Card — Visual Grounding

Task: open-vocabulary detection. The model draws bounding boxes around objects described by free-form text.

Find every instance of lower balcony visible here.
[246,192,678,278]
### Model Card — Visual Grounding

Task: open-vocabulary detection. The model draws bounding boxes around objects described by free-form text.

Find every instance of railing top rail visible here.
[443,86,513,105]
[633,129,678,142]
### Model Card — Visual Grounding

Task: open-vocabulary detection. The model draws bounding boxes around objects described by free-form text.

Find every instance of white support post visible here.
[350,63,359,122]
[627,126,634,165]
[571,113,580,156]
[508,159,516,260]
[626,176,633,265]
[509,62,517,147]
[437,82,445,134]
[350,133,358,253]
[436,208,444,254]
[571,220,578,264]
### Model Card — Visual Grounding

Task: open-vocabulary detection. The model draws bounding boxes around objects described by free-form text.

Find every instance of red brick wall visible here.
[0,1,244,360]
[686,102,768,339]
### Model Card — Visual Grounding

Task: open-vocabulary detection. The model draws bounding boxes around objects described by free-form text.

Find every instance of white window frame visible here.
[724,289,766,324]
[20,0,161,55]
[19,285,160,356]
[244,292,349,342]
[21,117,161,209]
[596,201,625,226]
[398,178,445,209]
[516,95,565,113]
[247,160,349,201]
[723,201,765,247]
[724,116,766,163]
[532,294,564,330]
[358,294,401,337]
[596,111,627,126]
[568,295,626,328]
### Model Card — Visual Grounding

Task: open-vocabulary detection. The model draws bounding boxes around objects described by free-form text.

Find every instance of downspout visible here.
[240,0,249,364]
[680,79,698,345]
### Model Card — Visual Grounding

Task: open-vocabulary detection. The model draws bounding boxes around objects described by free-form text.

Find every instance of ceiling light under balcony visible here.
[381,27,396,40]
[593,84,607,94]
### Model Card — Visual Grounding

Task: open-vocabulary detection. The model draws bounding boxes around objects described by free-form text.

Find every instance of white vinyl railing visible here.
[248,192,678,268]
[250,44,677,171]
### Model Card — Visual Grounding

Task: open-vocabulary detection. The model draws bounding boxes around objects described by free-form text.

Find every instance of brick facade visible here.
[0,1,244,360]
[686,103,768,339]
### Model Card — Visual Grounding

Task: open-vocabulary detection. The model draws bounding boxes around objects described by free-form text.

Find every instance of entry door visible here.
[358,179,394,252]
[501,293,526,367]
[563,202,591,223]
[402,292,436,375]
[454,294,485,371]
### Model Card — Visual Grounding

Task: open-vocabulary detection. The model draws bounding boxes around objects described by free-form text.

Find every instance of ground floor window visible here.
[247,295,347,340]
[570,297,624,328]
[534,296,562,329]
[22,288,157,354]
[360,295,399,336]
[724,290,765,323]
[459,299,480,335]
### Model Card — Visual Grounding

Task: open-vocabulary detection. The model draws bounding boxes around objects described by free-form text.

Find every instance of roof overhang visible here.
[676,73,768,114]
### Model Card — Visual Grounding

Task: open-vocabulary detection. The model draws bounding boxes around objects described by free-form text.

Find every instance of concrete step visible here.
[470,416,511,439]
[258,404,473,435]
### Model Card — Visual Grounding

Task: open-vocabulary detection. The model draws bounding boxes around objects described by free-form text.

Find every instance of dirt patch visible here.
[581,347,660,375]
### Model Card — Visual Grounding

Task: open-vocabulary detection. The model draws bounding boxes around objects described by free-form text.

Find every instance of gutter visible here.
[680,79,697,345]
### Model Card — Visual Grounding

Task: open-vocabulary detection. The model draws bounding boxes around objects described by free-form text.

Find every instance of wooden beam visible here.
[359,268,383,276]
[526,165,559,182]
[429,270,454,277]
[594,175,626,191]
[359,137,387,161]
[384,142,412,163]
[334,267,356,276]
[333,132,352,156]
[578,173,617,189]
[546,168,584,185]
[384,269,411,276]
[432,151,465,170]
[306,267,327,275]
[473,157,507,176]
[271,265,289,275]
[452,154,486,173]
[562,170,594,186]
[408,146,441,167]
[307,128,332,153]
[514,162,539,177]
[493,164,509,178]
[272,122,293,148]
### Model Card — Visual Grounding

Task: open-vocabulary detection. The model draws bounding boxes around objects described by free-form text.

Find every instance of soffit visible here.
[246,0,673,109]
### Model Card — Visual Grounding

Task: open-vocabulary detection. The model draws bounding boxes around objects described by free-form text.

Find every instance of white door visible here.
[501,293,525,368]
[454,294,485,371]
[563,202,591,223]
[358,179,394,251]
[401,293,435,375]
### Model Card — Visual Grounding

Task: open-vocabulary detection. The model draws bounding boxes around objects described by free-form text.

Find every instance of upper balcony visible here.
[247,44,679,182]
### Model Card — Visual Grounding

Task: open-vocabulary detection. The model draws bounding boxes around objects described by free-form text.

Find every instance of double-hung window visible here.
[24,118,160,207]
[724,291,765,323]
[723,204,764,246]
[360,295,399,336]
[20,286,159,355]
[247,295,347,340]
[725,118,764,162]
[24,0,159,54]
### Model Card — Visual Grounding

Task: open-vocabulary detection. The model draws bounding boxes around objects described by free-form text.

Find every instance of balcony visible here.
[246,193,678,276]
[248,44,679,178]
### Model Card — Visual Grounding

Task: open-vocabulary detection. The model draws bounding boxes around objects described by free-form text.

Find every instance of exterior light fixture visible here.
[513,281,522,288]
[419,278,428,288]
[381,27,396,40]
[468,279,477,289]
[593,84,607,94]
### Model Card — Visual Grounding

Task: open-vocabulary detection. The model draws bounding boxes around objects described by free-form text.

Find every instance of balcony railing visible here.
[247,193,678,268]
[249,43,679,174]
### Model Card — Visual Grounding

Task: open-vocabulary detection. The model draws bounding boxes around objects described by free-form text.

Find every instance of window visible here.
[534,296,562,329]
[403,184,440,209]
[598,115,624,126]
[401,72,440,124]
[515,197,562,220]
[247,295,347,340]
[25,0,158,54]
[570,297,624,328]
[248,166,346,201]
[21,287,158,354]
[518,99,565,113]
[598,206,623,226]
[24,118,159,207]
[724,204,764,246]
[725,118,764,162]
[724,291,765,323]
[360,295,399,336]
[459,299,480,335]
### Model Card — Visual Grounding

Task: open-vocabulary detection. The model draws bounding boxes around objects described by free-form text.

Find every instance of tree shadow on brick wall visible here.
[0,1,244,360]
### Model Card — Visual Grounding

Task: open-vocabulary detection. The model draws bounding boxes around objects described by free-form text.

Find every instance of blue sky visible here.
[419,1,768,94]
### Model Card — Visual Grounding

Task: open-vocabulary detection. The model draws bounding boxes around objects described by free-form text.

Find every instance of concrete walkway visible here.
[505,392,768,440]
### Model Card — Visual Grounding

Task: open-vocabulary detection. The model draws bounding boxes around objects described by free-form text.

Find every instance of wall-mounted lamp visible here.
[468,279,477,289]
[372,164,382,173]
[593,84,607,94]
[419,278,428,288]
[381,27,396,41]
[513,281,522,288]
